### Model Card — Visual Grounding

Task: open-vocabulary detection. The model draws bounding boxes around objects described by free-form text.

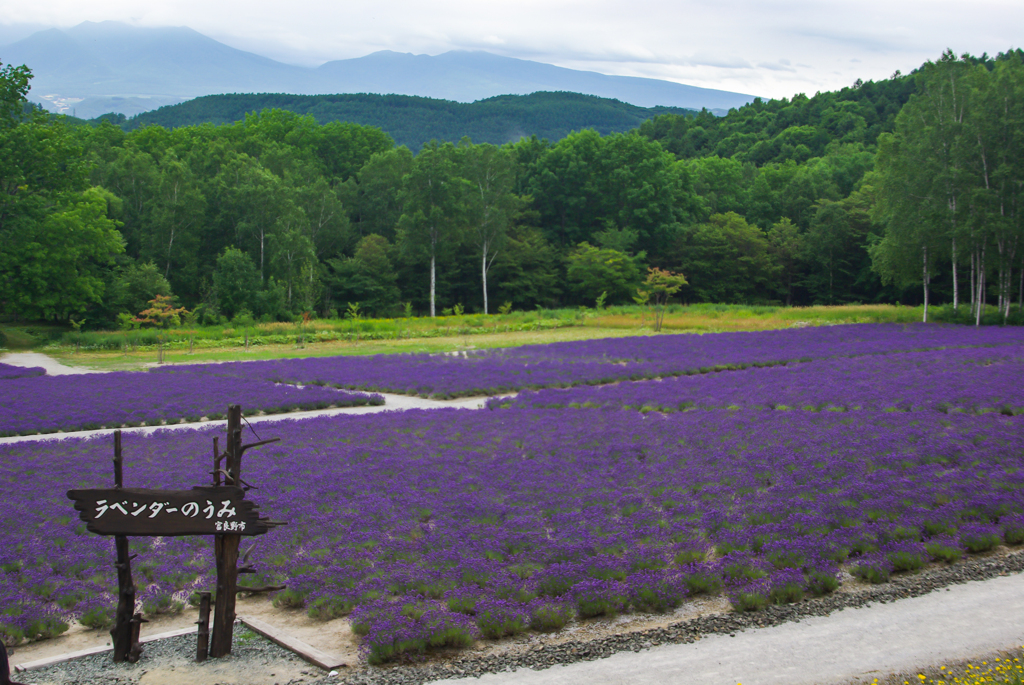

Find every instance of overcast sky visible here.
[1,0,1021,99]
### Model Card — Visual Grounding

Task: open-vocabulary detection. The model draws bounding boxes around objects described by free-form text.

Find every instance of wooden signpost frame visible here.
[66,405,285,664]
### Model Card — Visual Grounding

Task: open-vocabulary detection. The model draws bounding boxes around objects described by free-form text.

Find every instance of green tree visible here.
[397,142,467,317]
[328,234,401,316]
[213,247,261,319]
[527,130,697,258]
[670,213,773,304]
[1,187,125,321]
[872,51,973,321]
[489,226,561,309]
[565,242,644,305]
[118,261,173,316]
[766,218,804,306]
[348,147,414,242]
[458,141,525,314]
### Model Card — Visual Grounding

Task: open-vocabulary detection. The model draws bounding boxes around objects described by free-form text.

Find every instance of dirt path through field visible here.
[0,351,100,374]
[0,353,504,446]
[426,572,1024,685]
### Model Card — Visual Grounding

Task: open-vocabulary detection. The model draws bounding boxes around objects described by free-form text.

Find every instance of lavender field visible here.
[6,324,1022,437]
[152,324,1024,398]
[2,410,1023,659]
[1,324,1023,664]
[501,344,1024,415]
[0,372,382,437]
[0,362,44,380]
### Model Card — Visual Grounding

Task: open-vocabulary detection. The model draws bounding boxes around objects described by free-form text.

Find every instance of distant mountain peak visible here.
[2,22,755,119]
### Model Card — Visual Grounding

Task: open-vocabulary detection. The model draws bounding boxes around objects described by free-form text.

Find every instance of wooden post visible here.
[110,431,140,663]
[1,646,27,685]
[196,592,211,662]
[210,405,243,658]
[212,437,221,487]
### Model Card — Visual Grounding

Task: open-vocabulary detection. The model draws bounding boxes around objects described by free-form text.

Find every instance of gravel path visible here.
[0,392,496,445]
[13,627,319,685]
[0,352,97,375]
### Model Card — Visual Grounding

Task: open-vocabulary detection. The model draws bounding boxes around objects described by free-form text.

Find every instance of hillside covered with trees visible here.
[1,49,1022,330]
[96,91,696,151]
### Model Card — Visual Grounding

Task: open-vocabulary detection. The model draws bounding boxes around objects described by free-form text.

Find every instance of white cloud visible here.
[1,0,1021,99]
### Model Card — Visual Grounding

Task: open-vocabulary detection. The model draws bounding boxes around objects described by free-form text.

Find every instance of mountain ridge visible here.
[1,21,756,118]
[110,90,698,150]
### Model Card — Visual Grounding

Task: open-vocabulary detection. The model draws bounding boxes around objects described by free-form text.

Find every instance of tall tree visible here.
[873,51,974,321]
[967,55,1024,321]
[458,142,524,314]
[397,142,466,317]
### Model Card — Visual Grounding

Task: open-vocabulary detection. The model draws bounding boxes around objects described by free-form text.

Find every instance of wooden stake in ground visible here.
[208,405,284,658]
[210,405,243,658]
[196,592,212,662]
[110,431,143,663]
[1,646,27,685]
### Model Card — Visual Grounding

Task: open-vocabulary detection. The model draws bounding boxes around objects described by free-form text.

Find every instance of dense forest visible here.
[1,49,1022,330]
[103,92,697,151]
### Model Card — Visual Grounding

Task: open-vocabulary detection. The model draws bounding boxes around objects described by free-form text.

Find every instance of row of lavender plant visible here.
[150,324,1024,398]
[0,373,382,437]
[497,344,1024,415]
[0,363,44,380]
[2,408,1022,659]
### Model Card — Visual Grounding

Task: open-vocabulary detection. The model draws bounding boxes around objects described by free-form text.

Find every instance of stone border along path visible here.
[318,552,1024,685]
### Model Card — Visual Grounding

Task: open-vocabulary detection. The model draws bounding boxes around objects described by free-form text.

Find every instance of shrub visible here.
[78,605,115,630]
[805,567,840,596]
[352,602,476,664]
[850,555,893,584]
[729,579,771,612]
[272,588,307,609]
[767,569,805,605]
[529,601,574,632]
[446,588,483,615]
[925,537,964,564]
[1001,515,1024,546]
[626,572,687,613]
[475,599,529,639]
[764,541,809,570]
[720,553,769,584]
[535,564,583,597]
[307,595,353,621]
[141,593,183,616]
[26,615,69,640]
[573,579,628,619]
[883,541,926,573]
[960,523,1002,553]
[680,565,723,595]
[673,547,706,565]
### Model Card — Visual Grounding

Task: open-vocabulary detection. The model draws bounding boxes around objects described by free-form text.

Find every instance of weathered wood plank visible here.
[237,616,348,670]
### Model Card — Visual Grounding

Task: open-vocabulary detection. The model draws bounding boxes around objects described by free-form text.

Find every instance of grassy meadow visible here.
[1,303,934,371]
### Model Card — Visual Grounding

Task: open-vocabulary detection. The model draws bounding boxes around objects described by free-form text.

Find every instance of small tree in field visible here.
[134,295,187,328]
[636,268,687,331]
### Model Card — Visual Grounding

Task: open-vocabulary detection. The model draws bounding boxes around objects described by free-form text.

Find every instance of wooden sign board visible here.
[67,486,268,537]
